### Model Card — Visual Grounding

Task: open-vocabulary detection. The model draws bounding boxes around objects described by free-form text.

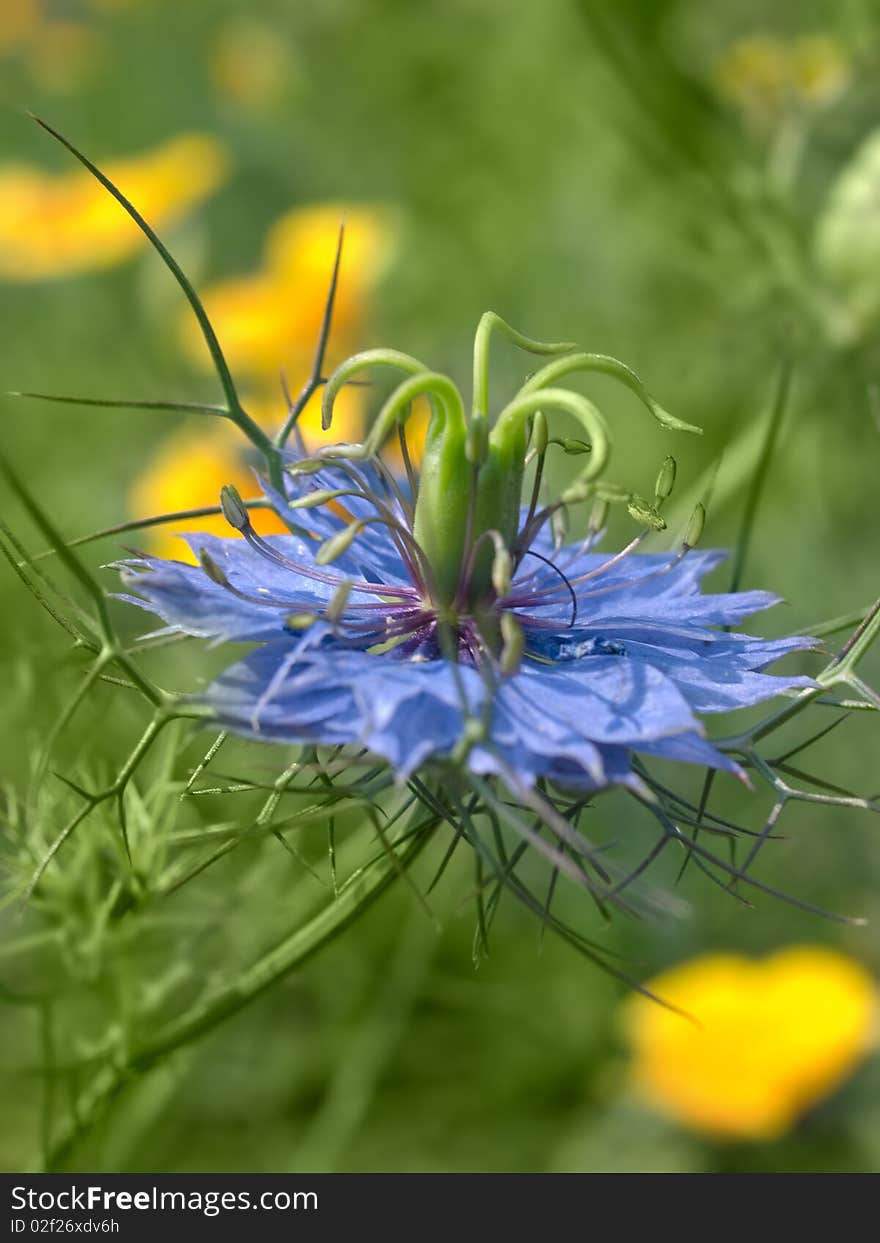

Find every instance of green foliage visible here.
[2,0,880,1176]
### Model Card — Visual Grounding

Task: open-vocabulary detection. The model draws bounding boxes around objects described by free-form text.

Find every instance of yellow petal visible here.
[183,203,394,379]
[24,21,104,96]
[188,275,293,376]
[265,204,395,303]
[128,424,288,562]
[0,133,229,281]
[128,386,366,561]
[208,17,296,112]
[791,34,850,106]
[0,0,40,54]
[623,946,878,1140]
[714,35,790,120]
[242,384,366,448]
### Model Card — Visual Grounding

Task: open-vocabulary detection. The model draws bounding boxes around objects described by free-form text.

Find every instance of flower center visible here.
[263,311,704,664]
[314,312,697,615]
[412,404,526,610]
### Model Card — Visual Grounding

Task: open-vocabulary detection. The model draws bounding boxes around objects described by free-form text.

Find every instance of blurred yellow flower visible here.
[208,17,297,113]
[137,203,398,558]
[624,946,877,1141]
[23,19,104,95]
[0,0,40,54]
[0,134,228,281]
[790,34,851,105]
[715,35,790,119]
[130,386,364,561]
[2,2,143,95]
[715,33,850,126]
[181,205,394,380]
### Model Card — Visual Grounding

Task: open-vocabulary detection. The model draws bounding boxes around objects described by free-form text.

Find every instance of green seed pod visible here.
[588,497,610,533]
[220,484,250,532]
[561,437,592,456]
[684,501,706,548]
[326,580,353,622]
[551,505,569,547]
[500,610,524,674]
[315,521,362,565]
[284,458,326,477]
[285,612,318,630]
[198,548,229,587]
[288,489,345,510]
[627,495,667,530]
[413,401,473,603]
[655,455,677,502]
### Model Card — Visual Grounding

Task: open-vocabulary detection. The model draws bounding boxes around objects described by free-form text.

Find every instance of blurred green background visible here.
[1,0,880,1173]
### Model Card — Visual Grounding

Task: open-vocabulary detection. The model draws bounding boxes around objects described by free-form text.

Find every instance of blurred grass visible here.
[1,0,879,1172]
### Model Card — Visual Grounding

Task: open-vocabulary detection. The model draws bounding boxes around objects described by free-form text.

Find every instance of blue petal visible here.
[118,520,416,642]
[505,657,700,746]
[636,731,744,777]
[120,496,818,797]
[262,475,412,587]
[118,534,325,642]
[531,625,817,713]
[613,645,814,713]
[516,546,724,603]
[204,642,483,780]
[511,547,789,628]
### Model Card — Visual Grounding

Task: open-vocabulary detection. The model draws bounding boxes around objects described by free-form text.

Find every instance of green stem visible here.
[0,450,115,641]
[8,392,228,417]
[277,221,345,450]
[519,352,701,435]
[471,311,575,425]
[44,817,438,1171]
[806,606,875,639]
[719,597,880,751]
[30,116,283,489]
[820,597,880,681]
[727,360,791,594]
[320,349,430,434]
[355,371,463,461]
[29,499,272,562]
[491,388,612,502]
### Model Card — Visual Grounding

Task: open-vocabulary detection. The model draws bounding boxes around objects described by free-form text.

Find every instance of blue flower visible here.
[119,454,815,795]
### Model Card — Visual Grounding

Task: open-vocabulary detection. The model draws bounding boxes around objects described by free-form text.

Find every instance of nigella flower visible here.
[119,314,816,820]
[11,117,877,1035]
